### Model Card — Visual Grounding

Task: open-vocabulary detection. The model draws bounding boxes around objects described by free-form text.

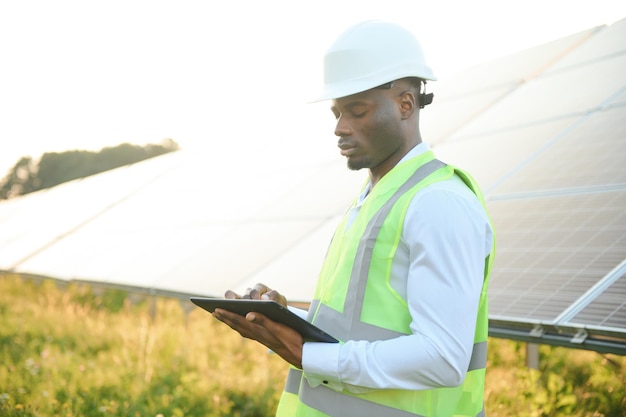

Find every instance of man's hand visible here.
[213,308,304,368]
[215,283,301,368]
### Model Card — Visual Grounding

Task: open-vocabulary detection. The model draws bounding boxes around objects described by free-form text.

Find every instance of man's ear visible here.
[399,91,417,119]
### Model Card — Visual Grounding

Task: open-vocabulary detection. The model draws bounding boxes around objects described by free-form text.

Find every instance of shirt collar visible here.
[357,142,431,204]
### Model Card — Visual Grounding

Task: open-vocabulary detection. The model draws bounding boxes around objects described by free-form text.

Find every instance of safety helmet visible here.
[313,20,436,102]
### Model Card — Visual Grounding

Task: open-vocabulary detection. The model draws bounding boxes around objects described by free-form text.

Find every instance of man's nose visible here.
[334,116,351,137]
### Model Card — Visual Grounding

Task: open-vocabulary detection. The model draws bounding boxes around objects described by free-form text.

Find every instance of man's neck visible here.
[368,142,429,189]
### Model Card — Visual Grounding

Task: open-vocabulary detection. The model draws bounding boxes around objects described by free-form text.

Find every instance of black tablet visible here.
[190,297,338,343]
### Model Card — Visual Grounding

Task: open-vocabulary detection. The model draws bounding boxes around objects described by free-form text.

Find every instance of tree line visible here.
[0,139,179,200]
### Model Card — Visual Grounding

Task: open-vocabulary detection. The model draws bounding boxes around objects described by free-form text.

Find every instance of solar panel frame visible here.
[564,269,626,329]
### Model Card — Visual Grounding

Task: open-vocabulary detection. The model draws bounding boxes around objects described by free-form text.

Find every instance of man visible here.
[213,20,495,417]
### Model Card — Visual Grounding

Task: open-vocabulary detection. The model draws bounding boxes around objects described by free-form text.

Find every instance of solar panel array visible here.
[1,19,625,352]
[0,136,366,300]
[430,18,626,352]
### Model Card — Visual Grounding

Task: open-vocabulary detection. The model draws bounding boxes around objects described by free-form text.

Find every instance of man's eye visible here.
[351,111,366,118]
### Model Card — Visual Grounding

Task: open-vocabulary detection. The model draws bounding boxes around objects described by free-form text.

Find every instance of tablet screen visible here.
[190,297,338,343]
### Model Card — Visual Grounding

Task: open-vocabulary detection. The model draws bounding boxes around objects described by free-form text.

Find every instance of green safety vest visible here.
[276,151,495,417]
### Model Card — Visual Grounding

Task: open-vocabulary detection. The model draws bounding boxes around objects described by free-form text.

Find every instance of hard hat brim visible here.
[309,71,437,103]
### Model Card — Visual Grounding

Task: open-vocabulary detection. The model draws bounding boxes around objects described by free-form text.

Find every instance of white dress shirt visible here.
[298,142,494,393]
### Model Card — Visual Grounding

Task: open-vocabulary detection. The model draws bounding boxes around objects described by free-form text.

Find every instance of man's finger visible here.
[224,290,241,299]
[249,283,270,299]
[263,289,287,306]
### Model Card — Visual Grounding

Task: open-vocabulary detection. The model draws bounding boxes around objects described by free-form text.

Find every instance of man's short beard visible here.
[347,158,370,171]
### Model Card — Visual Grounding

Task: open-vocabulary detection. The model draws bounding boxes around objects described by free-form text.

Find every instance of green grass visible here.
[0,274,624,416]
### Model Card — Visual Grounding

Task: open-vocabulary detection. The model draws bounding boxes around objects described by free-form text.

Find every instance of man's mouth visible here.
[338,142,356,157]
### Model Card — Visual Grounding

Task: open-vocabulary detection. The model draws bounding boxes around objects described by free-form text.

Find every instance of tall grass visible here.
[0,275,286,416]
[1,274,624,416]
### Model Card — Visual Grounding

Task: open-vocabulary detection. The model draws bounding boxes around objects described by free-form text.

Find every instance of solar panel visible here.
[432,116,575,191]
[490,105,626,195]
[422,85,518,145]
[488,190,626,324]
[0,152,185,270]
[545,18,626,74]
[450,53,626,140]
[434,27,599,97]
[423,27,600,146]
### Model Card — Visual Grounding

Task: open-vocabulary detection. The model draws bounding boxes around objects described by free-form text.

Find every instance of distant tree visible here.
[0,139,179,200]
[0,157,39,199]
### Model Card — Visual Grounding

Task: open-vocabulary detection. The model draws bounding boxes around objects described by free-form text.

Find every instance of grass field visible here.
[1,274,624,416]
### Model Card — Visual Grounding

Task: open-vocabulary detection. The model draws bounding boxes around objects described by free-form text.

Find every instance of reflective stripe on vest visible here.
[277,156,492,417]
[307,159,447,338]
[283,368,486,417]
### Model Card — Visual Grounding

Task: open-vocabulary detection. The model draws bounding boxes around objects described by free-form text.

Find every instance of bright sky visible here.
[1,0,625,176]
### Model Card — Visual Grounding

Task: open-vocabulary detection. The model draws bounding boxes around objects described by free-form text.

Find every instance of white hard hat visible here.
[313,20,436,102]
